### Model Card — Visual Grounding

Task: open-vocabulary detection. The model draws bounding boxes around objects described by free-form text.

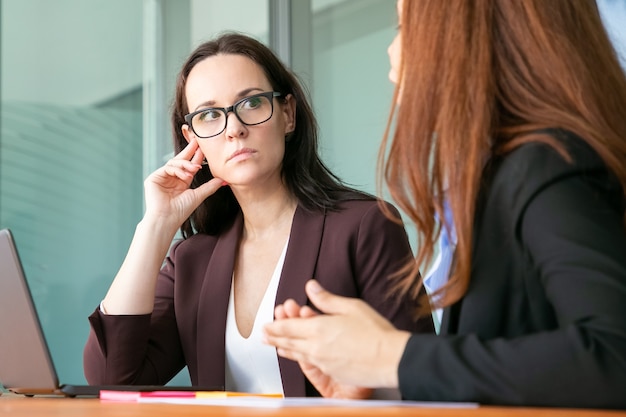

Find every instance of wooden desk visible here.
[1,394,625,417]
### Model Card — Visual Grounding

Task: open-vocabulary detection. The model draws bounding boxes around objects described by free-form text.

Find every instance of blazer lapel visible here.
[440,299,462,336]
[196,213,242,388]
[440,306,452,335]
[275,204,325,396]
[439,250,460,336]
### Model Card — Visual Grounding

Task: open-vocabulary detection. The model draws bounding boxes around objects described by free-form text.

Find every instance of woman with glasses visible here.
[264,0,626,409]
[83,33,433,397]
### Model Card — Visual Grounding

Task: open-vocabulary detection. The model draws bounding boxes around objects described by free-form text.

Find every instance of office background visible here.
[1,0,625,387]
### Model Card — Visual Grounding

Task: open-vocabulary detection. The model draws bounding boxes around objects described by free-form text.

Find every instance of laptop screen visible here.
[0,228,61,393]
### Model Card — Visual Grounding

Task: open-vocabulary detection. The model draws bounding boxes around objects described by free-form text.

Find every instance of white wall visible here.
[1,0,142,106]
[190,0,268,48]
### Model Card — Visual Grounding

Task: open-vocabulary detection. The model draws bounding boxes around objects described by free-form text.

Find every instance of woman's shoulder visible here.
[168,232,222,260]
[488,129,612,195]
[311,198,409,248]
[483,128,623,221]
[334,196,398,212]
[497,129,606,178]
[325,197,404,226]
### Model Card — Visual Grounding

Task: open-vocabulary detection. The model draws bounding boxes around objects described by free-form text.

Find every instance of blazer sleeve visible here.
[397,140,626,408]
[354,202,434,334]
[83,241,186,385]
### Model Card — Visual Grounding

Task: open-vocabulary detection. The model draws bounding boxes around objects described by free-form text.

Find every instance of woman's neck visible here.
[234,183,298,242]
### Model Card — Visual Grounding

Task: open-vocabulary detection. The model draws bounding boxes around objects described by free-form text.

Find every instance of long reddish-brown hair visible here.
[380,0,626,311]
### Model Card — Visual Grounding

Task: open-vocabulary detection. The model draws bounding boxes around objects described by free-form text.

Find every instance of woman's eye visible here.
[198,110,222,122]
[242,97,263,109]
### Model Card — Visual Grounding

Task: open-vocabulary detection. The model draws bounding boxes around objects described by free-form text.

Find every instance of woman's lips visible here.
[228,147,256,162]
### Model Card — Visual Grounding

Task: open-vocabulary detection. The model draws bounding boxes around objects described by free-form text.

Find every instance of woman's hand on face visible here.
[143,138,224,226]
[265,280,412,390]
[273,300,373,399]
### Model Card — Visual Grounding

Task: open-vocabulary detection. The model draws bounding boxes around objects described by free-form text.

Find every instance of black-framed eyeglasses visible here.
[184,91,282,139]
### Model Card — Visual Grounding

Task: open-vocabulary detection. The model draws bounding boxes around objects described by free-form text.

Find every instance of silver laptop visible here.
[0,228,222,397]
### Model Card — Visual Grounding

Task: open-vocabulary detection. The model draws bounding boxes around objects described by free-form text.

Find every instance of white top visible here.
[224,240,288,395]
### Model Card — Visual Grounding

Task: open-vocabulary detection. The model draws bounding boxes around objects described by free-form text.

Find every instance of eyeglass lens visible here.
[191,94,274,138]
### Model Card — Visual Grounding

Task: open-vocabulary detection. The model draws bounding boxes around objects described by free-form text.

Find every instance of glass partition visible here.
[0,0,143,385]
[309,0,396,196]
[0,0,269,388]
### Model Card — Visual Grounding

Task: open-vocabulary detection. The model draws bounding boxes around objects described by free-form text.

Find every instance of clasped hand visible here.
[263,280,412,399]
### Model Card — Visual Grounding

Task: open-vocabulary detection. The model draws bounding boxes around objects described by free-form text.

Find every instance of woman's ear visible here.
[181,124,193,143]
[282,94,296,135]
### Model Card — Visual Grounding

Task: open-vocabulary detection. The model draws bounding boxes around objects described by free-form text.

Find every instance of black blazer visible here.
[84,199,433,396]
[398,130,626,408]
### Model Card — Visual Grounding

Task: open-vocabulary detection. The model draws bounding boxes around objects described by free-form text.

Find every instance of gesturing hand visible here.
[273,299,373,399]
[264,280,411,391]
[143,138,224,227]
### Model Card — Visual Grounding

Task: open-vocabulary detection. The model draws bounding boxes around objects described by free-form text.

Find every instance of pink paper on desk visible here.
[99,390,282,402]
[100,390,196,402]
[99,390,142,402]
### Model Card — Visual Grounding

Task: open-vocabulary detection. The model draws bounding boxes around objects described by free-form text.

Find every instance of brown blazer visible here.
[84,199,433,396]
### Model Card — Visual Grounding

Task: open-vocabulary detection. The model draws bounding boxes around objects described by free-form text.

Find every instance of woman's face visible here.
[182,54,295,188]
[387,0,403,85]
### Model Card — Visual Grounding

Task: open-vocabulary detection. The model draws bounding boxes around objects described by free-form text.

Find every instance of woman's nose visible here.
[224,111,247,140]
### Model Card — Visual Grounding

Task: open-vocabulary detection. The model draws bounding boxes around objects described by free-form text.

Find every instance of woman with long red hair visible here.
[265,0,626,408]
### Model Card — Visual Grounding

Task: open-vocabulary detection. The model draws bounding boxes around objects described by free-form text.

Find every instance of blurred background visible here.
[1,0,625,387]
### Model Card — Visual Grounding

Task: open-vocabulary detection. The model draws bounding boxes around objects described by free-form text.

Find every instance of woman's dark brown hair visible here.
[381,0,626,311]
[172,32,368,237]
